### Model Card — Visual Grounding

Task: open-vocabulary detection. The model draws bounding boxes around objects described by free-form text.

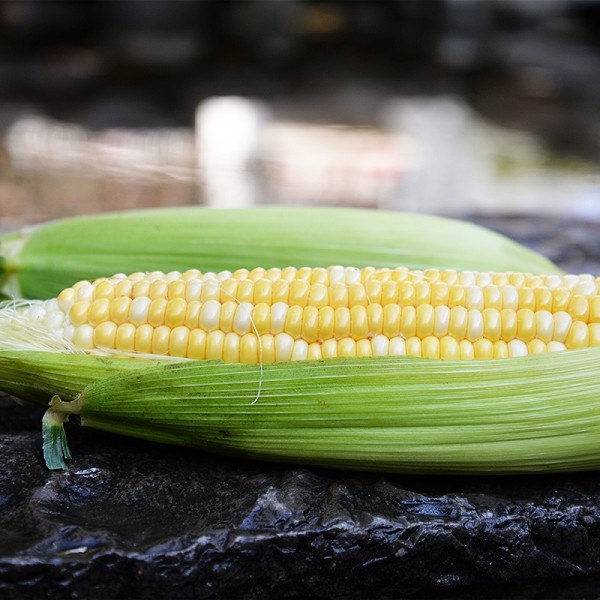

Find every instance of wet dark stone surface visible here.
[1,215,600,599]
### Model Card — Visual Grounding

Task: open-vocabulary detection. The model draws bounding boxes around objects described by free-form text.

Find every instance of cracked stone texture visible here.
[1,215,600,599]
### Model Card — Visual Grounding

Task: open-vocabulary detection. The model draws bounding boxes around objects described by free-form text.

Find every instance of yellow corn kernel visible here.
[338,337,356,357]
[114,279,133,298]
[110,297,131,325]
[260,334,275,363]
[321,338,338,359]
[350,305,369,340]
[167,280,186,300]
[148,298,167,327]
[253,279,272,305]
[217,301,236,333]
[250,303,270,336]
[500,309,517,341]
[483,285,502,310]
[397,282,416,307]
[184,300,202,330]
[422,336,440,359]
[414,281,431,305]
[271,280,289,304]
[318,306,335,341]
[482,308,501,342]
[69,301,90,326]
[205,330,225,360]
[518,287,535,311]
[165,298,187,329]
[449,306,468,339]
[302,306,319,343]
[116,323,136,352]
[416,304,435,339]
[238,333,258,364]
[307,342,322,360]
[528,339,547,355]
[188,329,207,359]
[94,280,115,301]
[590,297,600,322]
[459,339,474,360]
[552,288,572,312]
[589,323,600,346]
[440,269,458,285]
[334,307,351,339]
[534,287,553,312]
[170,326,190,357]
[448,285,466,308]
[493,340,508,359]
[201,280,221,303]
[284,305,304,338]
[73,324,94,350]
[330,283,349,309]
[93,321,118,349]
[87,299,111,327]
[440,336,460,360]
[249,267,267,282]
[383,304,402,338]
[398,305,416,339]
[381,281,398,305]
[57,287,75,313]
[310,267,328,285]
[516,308,536,342]
[474,339,494,359]
[222,332,240,363]
[430,281,449,307]
[565,321,589,349]
[568,295,589,322]
[308,283,329,308]
[219,278,238,303]
[289,280,310,307]
[148,279,169,300]
[365,280,382,305]
[134,324,154,354]
[405,337,422,357]
[132,280,151,298]
[295,267,312,282]
[367,304,383,336]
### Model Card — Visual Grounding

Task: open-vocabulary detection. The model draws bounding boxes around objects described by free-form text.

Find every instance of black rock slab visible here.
[2,215,600,599]
[2,395,600,600]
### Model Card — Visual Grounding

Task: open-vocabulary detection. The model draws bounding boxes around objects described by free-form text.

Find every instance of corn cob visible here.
[2,266,598,364]
[0,206,561,300]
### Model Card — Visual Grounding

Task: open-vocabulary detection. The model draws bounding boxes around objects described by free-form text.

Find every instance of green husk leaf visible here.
[0,351,167,405]
[57,348,600,475]
[2,207,561,299]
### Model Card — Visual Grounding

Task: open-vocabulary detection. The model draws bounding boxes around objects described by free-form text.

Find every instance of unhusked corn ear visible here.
[1,207,563,301]
[5,266,600,363]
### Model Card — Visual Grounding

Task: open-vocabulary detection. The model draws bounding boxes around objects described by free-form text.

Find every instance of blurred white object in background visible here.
[196,97,269,208]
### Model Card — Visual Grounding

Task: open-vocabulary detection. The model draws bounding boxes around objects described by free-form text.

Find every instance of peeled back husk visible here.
[1,206,561,299]
[0,350,164,405]
[44,348,600,474]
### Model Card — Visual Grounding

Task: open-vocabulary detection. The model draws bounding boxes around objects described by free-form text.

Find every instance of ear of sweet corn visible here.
[43,348,600,473]
[4,266,598,365]
[0,207,561,300]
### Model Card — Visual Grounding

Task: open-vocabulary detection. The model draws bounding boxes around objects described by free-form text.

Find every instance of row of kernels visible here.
[77,320,573,363]
[75,267,600,295]
[66,296,596,347]
[85,323,421,362]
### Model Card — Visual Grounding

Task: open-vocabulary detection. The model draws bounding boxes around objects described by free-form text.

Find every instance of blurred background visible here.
[0,0,598,245]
